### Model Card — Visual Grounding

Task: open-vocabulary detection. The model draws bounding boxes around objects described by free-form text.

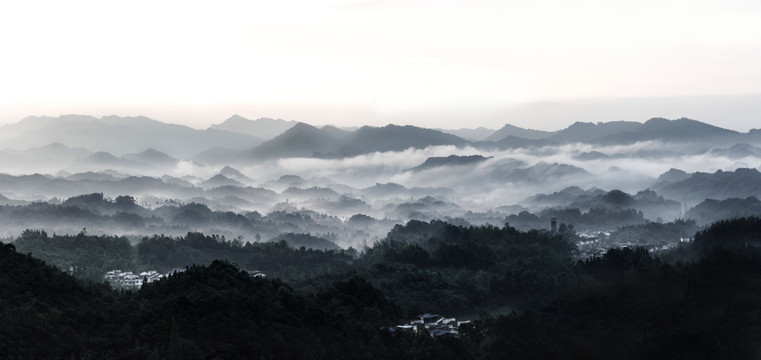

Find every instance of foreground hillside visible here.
[3,218,761,358]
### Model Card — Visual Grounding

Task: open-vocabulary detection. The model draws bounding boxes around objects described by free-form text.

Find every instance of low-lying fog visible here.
[4,140,758,205]
[2,117,761,249]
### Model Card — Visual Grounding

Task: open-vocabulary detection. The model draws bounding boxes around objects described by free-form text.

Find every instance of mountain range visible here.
[1,115,759,167]
[209,115,298,140]
[0,115,263,158]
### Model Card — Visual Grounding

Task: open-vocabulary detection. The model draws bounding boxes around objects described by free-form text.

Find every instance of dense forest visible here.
[3,217,761,358]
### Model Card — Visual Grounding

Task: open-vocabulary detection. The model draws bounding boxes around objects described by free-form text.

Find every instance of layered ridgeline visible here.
[1,115,759,165]
[0,115,263,159]
[4,217,761,358]
[3,167,761,244]
[1,115,759,216]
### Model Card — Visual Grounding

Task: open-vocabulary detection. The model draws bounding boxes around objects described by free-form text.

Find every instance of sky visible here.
[0,0,759,131]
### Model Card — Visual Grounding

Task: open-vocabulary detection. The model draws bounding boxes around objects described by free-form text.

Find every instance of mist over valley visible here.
[2,115,760,242]
[4,114,761,359]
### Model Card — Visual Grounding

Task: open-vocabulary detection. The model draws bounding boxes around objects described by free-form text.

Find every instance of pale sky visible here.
[0,0,759,131]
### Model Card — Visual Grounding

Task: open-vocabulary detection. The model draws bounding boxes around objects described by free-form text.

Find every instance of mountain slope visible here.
[0,115,263,158]
[659,168,761,204]
[219,165,253,183]
[548,120,643,143]
[337,125,470,156]
[593,118,740,144]
[407,155,491,172]
[710,143,761,159]
[485,123,554,141]
[478,135,556,150]
[439,127,495,141]
[244,122,349,160]
[78,151,141,168]
[209,115,298,140]
[123,148,179,166]
[192,146,240,165]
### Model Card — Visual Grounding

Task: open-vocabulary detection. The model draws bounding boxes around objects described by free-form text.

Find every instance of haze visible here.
[1,0,760,130]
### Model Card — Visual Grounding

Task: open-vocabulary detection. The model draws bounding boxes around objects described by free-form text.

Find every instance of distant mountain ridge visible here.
[123,148,179,166]
[336,125,469,157]
[485,118,746,145]
[0,115,755,165]
[407,155,491,172]
[439,127,495,141]
[0,115,263,158]
[243,122,349,160]
[241,123,470,160]
[657,168,761,205]
[591,118,741,145]
[209,115,298,140]
[485,123,554,141]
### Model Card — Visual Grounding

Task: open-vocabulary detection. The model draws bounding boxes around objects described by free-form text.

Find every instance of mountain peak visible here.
[338,124,469,157]
[219,165,246,179]
[210,116,298,140]
[644,117,670,125]
[245,122,346,160]
[124,148,179,165]
[227,114,248,122]
[484,123,553,141]
[291,122,319,130]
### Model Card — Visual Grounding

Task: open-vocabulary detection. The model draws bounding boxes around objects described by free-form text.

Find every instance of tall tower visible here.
[551,217,557,234]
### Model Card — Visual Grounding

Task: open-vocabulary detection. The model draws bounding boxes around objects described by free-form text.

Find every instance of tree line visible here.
[3,217,761,358]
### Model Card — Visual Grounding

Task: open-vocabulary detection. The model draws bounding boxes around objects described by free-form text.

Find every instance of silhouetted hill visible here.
[336,125,470,156]
[573,150,610,160]
[652,168,691,189]
[485,123,554,141]
[245,122,349,160]
[123,148,179,166]
[594,117,740,145]
[548,120,642,143]
[0,115,263,157]
[495,162,589,183]
[282,186,341,200]
[21,142,91,163]
[319,125,351,139]
[439,126,495,141]
[659,168,761,204]
[78,151,141,168]
[710,143,761,159]
[526,186,606,207]
[209,115,298,140]
[567,189,681,221]
[361,182,408,198]
[201,174,244,188]
[479,135,555,149]
[160,175,195,187]
[0,241,126,358]
[347,213,376,225]
[685,197,761,225]
[269,174,306,188]
[61,192,148,216]
[66,171,121,181]
[407,155,491,172]
[270,233,342,251]
[205,185,279,203]
[219,165,252,183]
[0,193,28,206]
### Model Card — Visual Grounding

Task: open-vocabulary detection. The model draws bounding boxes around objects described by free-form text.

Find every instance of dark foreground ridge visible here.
[2,218,761,359]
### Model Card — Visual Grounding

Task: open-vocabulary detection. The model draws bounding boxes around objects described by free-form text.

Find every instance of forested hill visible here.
[0,242,465,359]
[4,219,761,358]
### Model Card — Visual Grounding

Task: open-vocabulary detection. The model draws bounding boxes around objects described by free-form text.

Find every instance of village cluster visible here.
[104,268,265,288]
[390,313,470,337]
[103,270,174,288]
